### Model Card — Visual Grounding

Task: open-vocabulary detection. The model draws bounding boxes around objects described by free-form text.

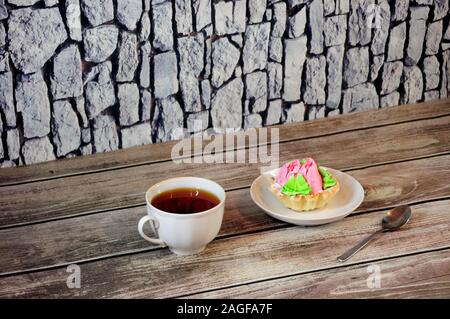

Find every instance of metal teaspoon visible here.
[337,205,412,262]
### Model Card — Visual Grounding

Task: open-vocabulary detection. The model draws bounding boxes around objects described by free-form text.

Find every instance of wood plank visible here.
[186,249,450,298]
[1,99,449,186]
[1,115,449,228]
[0,199,449,298]
[1,154,450,275]
[0,188,282,276]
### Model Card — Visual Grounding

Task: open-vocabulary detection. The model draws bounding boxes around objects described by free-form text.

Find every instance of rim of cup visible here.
[145,177,226,218]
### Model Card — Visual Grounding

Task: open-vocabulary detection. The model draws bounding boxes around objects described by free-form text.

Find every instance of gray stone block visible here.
[154,51,179,99]
[80,0,114,27]
[423,55,440,91]
[121,122,152,148]
[15,72,51,139]
[0,71,16,127]
[8,8,67,73]
[214,0,245,35]
[65,0,82,41]
[342,83,379,113]
[211,37,240,88]
[118,83,140,126]
[392,0,408,21]
[187,111,209,133]
[348,0,373,46]
[85,61,116,119]
[245,71,267,113]
[6,128,20,160]
[83,25,118,63]
[402,66,423,104]
[387,22,406,62]
[285,102,305,123]
[152,1,173,51]
[92,114,119,153]
[268,62,282,99]
[21,137,56,165]
[243,23,271,74]
[309,0,324,54]
[304,55,326,105]
[51,45,83,100]
[425,20,443,56]
[211,78,243,130]
[283,36,307,101]
[193,0,211,31]
[326,44,345,109]
[371,0,390,55]
[116,31,139,82]
[248,0,266,24]
[324,15,347,47]
[343,46,369,88]
[287,7,306,38]
[117,0,142,31]
[153,96,184,142]
[175,0,193,35]
[380,92,400,107]
[0,0,7,20]
[52,100,81,157]
[244,113,263,130]
[380,61,403,95]
[405,6,429,66]
[178,34,204,112]
[272,2,286,37]
[265,100,282,125]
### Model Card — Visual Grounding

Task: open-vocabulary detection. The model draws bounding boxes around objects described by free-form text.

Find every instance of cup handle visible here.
[138,215,166,246]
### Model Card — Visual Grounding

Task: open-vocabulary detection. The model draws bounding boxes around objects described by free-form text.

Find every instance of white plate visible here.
[250,167,364,226]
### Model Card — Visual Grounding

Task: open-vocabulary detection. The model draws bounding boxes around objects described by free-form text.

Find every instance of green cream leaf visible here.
[318,166,337,189]
[281,175,312,196]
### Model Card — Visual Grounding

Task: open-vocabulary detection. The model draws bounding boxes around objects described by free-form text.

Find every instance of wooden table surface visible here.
[1,99,450,298]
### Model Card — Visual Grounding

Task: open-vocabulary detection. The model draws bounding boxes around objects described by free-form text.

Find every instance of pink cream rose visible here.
[300,158,323,195]
[275,159,301,187]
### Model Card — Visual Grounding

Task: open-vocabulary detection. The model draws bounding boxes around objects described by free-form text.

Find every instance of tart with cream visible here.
[270,158,339,211]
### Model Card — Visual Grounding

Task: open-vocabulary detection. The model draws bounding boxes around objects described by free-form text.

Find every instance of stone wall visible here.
[0,0,449,167]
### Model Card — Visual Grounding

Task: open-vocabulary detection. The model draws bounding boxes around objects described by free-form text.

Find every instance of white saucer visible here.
[250,167,365,226]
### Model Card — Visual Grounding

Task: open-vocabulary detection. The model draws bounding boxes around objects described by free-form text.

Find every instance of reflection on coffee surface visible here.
[151,188,220,214]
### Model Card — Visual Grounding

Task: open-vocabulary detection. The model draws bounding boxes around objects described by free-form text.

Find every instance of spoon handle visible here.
[337,229,384,262]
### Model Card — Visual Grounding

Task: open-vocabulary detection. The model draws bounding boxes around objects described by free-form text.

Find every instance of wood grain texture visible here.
[1,154,450,275]
[1,99,449,186]
[0,188,284,275]
[1,115,450,228]
[0,199,449,298]
[186,249,450,298]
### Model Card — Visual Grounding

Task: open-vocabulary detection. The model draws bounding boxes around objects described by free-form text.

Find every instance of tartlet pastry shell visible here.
[270,179,340,211]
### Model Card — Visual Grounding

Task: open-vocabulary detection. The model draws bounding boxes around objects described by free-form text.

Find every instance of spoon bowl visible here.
[382,205,412,230]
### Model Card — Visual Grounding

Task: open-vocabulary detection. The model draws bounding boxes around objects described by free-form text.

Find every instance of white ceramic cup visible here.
[138,177,226,255]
